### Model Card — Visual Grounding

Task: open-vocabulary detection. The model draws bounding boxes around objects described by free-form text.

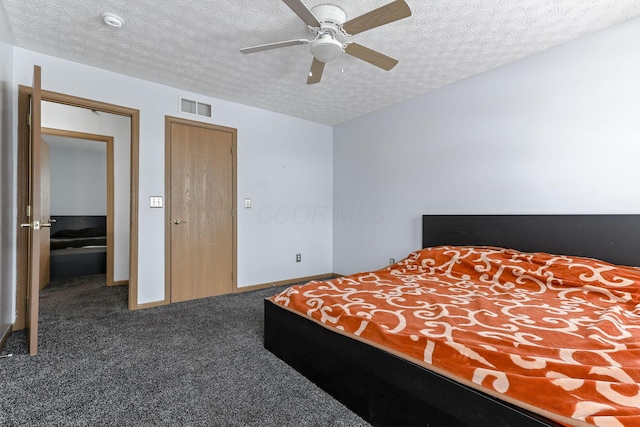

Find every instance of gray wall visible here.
[0,6,15,333]
[13,49,334,306]
[333,16,640,275]
[49,145,107,215]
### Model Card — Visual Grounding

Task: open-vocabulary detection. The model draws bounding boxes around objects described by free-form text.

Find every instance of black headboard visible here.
[422,214,640,267]
[50,215,106,236]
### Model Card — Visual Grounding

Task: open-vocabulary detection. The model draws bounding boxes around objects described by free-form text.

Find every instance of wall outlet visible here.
[296,253,301,262]
[389,258,395,265]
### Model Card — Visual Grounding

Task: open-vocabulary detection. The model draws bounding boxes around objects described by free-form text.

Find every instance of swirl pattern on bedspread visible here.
[271,246,640,427]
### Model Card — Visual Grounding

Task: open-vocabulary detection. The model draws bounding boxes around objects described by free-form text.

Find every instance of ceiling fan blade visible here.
[345,43,398,71]
[282,0,321,27]
[342,0,411,36]
[307,58,325,84]
[240,39,310,54]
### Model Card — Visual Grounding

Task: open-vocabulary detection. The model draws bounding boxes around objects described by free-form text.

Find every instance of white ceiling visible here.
[2,0,640,125]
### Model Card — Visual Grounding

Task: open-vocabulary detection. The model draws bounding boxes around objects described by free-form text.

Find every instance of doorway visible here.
[41,128,115,286]
[16,86,141,331]
[164,116,237,303]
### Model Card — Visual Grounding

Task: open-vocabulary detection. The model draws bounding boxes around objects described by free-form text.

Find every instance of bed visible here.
[264,215,640,427]
[49,215,107,280]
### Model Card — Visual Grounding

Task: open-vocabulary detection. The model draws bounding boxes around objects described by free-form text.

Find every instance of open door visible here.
[20,65,45,356]
[40,139,51,290]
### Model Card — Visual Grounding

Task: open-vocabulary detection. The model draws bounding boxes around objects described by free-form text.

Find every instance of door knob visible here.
[172,219,187,225]
[21,220,47,229]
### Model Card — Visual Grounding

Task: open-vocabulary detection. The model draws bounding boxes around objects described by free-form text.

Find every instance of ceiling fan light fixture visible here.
[311,34,343,63]
[101,12,125,28]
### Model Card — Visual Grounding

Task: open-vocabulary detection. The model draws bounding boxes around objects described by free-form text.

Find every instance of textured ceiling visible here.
[2,0,640,125]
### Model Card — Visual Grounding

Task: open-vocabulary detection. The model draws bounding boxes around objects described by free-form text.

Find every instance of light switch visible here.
[150,196,163,208]
[244,198,251,208]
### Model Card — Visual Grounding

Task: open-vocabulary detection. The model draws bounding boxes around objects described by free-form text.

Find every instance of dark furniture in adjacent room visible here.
[49,215,107,280]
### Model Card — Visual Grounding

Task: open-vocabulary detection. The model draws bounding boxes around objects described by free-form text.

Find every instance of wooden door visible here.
[39,139,51,289]
[167,118,236,303]
[22,65,44,355]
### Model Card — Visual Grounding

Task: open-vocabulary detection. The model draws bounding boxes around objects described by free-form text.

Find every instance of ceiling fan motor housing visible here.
[310,4,346,30]
[309,4,347,63]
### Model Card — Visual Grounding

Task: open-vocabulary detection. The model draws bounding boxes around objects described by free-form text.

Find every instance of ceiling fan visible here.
[240,0,412,84]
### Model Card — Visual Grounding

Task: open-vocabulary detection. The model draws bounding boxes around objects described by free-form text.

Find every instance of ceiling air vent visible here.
[179,96,212,118]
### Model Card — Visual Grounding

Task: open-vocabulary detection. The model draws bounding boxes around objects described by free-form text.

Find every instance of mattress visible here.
[270,246,640,427]
[50,237,107,250]
[50,226,106,251]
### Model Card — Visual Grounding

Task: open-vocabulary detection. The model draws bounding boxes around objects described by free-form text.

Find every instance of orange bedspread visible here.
[271,246,640,427]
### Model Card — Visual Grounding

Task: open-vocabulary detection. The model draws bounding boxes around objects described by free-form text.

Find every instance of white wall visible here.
[49,145,107,215]
[333,17,640,275]
[42,102,130,282]
[12,49,333,306]
[0,6,15,333]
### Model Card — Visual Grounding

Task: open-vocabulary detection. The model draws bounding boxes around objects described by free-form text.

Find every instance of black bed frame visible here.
[49,215,107,280]
[264,214,640,426]
[421,214,640,267]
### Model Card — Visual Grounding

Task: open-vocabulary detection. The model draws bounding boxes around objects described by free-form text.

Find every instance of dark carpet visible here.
[0,275,370,426]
